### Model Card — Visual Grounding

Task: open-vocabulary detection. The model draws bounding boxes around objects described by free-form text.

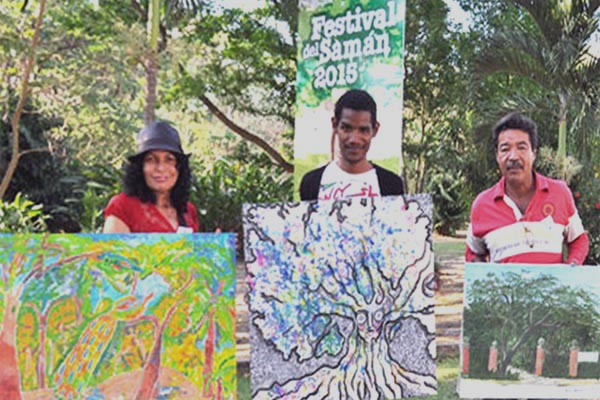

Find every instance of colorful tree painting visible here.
[0,233,236,400]
[243,195,437,399]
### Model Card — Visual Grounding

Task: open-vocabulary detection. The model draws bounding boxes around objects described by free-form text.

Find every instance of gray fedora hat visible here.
[128,121,184,160]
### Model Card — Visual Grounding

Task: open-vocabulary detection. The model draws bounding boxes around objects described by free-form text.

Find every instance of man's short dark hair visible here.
[334,89,377,128]
[492,112,539,151]
[123,152,192,216]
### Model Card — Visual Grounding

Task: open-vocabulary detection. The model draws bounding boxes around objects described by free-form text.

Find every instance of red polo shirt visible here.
[466,173,588,264]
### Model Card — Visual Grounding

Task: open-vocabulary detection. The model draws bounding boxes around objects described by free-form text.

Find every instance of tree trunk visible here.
[143,0,159,126]
[0,291,23,400]
[557,94,568,161]
[143,51,157,126]
[134,283,189,399]
[202,311,215,397]
[216,378,223,400]
[417,118,427,193]
[499,312,552,375]
[0,0,47,199]
[72,294,82,324]
[199,95,294,173]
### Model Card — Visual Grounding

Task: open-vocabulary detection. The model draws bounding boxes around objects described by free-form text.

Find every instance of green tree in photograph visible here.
[464,272,600,377]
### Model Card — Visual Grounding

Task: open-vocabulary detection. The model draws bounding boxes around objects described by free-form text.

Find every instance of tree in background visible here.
[0,0,47,199]
[475,0,600,165]
[403,0,472,234]
[172,0,296,172]
[0,0,295,232]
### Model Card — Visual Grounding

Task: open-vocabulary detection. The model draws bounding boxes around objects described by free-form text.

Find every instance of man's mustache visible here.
[506,161,524,169]
[343,143,367,149]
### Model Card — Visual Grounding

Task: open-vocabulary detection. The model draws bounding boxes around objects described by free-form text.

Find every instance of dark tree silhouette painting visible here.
[243,195,437,399]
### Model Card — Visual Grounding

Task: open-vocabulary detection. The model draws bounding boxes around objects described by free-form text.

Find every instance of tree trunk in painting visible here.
[135,290,187,399]
[0,290,24,400]
[36,314,47,388]
[134,275,193,400]
[135,334,162,400]
[202,311,215,397]
[216,378,223,400]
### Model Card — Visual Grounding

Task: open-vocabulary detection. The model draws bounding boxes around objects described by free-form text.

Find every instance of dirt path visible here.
[236,235,466,366]
[235,262,250,366]
[459,377,600,399]
[434,235,465,358]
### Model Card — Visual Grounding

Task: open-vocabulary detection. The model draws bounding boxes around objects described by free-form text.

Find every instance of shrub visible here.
[61,162,122,233]
[426,171,469,236]
[535,146,582,183]
[571,166,600,265]
[0,193,48,232]
[191,141,292,250]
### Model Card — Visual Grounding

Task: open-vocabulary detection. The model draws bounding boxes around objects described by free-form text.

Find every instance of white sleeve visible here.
[466,223,487,255]
[565,211,586,243]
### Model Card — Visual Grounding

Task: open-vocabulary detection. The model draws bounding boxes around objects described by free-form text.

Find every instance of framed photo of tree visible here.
[460,263,600,399]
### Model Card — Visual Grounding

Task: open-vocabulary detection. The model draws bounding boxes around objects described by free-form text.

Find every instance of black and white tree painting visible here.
[243,195,437,399]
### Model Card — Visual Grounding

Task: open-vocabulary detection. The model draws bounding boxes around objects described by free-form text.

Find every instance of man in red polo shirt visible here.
[465,112,589,264]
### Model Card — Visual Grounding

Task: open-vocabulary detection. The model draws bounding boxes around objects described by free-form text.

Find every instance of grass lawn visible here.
[423,356,461,400]
[236,357,460,399]
[238,368,251,399]
[433,239,465,259]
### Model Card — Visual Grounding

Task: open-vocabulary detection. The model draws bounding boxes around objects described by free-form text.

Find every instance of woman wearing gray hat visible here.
[103,121,199,232]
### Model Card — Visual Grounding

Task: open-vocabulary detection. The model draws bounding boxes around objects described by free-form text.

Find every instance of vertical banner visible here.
[294,0,406,194]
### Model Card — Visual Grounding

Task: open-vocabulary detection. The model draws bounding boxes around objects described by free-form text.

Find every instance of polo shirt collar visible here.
[492,171,549,201]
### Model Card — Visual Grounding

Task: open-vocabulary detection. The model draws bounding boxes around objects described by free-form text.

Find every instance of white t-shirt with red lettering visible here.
[317,162,381,201]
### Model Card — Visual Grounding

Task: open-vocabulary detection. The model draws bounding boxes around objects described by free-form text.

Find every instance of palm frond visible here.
[509,0,563,44]
[476,27,552,86]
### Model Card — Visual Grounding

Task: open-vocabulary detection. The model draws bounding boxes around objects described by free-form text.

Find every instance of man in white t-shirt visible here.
[299,89,404,201]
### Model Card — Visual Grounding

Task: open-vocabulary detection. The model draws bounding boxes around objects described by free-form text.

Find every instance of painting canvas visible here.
[243,195,437,399]
[294,0,406,196]
[460,263,600,399]
[0,233,236,400]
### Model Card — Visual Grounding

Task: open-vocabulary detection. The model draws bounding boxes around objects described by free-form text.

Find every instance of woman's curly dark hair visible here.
[123,152,192,217]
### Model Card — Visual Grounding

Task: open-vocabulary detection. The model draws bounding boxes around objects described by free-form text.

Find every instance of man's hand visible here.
[469,254,488,262]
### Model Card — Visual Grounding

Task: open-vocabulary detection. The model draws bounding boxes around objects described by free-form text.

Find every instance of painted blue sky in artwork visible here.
[465,263,600,312]
[80,232,235,250]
